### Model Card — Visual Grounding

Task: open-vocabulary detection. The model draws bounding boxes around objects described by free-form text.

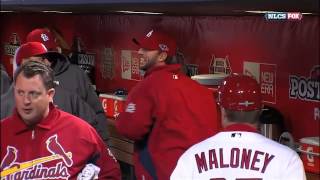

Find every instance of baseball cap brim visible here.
[132,37,156,50]
[132,30,177,56]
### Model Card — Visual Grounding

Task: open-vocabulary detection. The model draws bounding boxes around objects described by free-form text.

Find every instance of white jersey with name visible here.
[171,131,306,180]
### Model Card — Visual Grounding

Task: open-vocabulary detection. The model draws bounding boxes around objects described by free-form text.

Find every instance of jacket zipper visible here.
[32,130,35,140]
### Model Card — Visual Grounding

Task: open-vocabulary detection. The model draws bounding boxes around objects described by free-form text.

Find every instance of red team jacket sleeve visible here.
[116,82,155,141]
[90,128,121,179]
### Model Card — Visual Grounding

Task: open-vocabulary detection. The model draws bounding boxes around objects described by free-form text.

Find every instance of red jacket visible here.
[116,64,219,180]
[1,104,121,180]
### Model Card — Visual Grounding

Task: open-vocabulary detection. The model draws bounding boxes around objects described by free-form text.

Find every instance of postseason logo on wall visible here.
[100,47,115,80]
[3,33,21,60]
[69,36,96,83]
[243,61,277,104]
[289,65,320,102]
[289,65,320,121]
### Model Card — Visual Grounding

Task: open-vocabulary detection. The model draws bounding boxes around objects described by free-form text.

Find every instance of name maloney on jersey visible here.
[194,148,275,174]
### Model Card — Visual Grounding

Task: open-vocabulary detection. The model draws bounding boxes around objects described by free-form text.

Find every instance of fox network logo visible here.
[265,12,303,20]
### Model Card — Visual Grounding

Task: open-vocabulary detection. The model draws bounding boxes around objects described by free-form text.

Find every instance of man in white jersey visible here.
[171,73,306,180]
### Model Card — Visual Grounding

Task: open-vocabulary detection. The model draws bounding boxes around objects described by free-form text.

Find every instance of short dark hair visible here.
[164,52,184,65]
[260,106,285,131]
[224,109,261,124]
[14,60,55,90]
[164,56,176,65]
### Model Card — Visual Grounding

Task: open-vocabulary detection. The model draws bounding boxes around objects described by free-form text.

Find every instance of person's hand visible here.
[77,163,100,180]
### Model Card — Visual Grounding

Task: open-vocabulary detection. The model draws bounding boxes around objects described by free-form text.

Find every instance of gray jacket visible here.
[1,70,11,95]
[47,52,108,141]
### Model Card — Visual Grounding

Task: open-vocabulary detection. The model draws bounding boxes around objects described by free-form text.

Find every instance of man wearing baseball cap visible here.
[1,60,121,179]
[116,29,220,180]
[26,28,109,144]
[171,74,306,180]
[1,42,100,139]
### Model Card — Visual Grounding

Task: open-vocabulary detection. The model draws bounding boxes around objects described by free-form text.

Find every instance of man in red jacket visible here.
[1,61,121,179]
[116,29,219,180]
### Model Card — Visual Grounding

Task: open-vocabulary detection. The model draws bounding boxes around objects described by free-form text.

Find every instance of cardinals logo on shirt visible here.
[0,134,73,180]
[0,146,18,171]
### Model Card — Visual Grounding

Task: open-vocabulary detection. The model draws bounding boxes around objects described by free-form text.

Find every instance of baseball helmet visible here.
[26,28,57,51]
[16,42,48,66]
[217,73,262,111]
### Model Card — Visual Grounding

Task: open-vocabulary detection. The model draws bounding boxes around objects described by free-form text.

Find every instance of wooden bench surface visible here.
[107,118,134,165]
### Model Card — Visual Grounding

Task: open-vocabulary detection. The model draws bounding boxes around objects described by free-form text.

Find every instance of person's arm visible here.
[1,70,12,95]
[283,151,306,180]
[53,86,98,129]
[170,152,192,180]
[83,77,109,142]
[77,68,109,142]
[73,94,97,125]
[89,128,121,179]
[78,68,103,114]
[115,82,155,141]
[0,86,14,120]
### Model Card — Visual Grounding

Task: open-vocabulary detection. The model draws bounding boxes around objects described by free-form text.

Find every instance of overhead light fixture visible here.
[116,10,163,15]
[245,10,284,14]
[0,11,14,13]
[244,10,313,15]
[41,11,73,13]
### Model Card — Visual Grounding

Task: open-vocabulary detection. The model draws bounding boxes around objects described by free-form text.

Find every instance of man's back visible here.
[171,129,306,180]
[117,64,220,179]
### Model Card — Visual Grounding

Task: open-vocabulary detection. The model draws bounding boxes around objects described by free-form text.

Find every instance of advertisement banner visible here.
[121,50,144,81]
[244,61,277,104]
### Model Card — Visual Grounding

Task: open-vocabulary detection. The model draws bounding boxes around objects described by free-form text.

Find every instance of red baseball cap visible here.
[16,42,48,66]
[133,29,177,56]
[26,28,57,51]
[217,73,262,111]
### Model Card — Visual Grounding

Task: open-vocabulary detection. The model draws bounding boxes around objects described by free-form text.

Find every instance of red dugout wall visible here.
[1,14,319,139]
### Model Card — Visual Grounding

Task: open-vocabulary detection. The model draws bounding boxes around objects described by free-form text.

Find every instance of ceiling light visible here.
[245,11,284,14]
[41,11,73,13]
[116,10,163,15]
[244,10,313,15]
